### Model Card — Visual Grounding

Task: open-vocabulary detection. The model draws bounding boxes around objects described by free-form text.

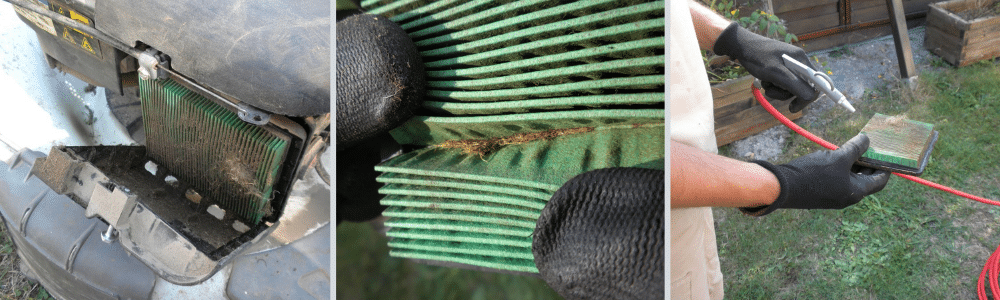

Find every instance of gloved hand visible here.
[713,22,818,113]
[336,12,423,223]
[532,168,664,300]
[337,13,425,150]
[741,134,891,216]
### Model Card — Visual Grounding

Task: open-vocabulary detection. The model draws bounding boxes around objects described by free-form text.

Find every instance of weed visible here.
[829,46,854,58]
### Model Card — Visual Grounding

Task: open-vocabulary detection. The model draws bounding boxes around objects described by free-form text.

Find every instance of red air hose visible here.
[750,84,1000,299]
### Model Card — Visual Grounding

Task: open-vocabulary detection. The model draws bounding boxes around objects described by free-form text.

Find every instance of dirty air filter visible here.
[857,113,938,176]
[140,77,291,225]
[362,0,665,274]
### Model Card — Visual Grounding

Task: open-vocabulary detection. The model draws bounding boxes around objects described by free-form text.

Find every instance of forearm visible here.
[670,140,780,208]
[689,0,733,51]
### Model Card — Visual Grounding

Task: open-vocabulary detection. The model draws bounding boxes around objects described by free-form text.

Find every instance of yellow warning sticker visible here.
[69,10,90,25]
[81,38,94,53]
[61,26,75,44]
[48,3,102,59]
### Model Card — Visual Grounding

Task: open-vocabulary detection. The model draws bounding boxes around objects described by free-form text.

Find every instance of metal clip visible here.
[137,48,170,81]
[237,103,271,125]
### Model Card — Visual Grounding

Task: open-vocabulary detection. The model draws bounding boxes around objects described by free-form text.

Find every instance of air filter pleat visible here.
[424,93,664,115]
[377,172,552,200]
[387,228,533,248]
[419,2,664,56]
[383,0,463,25]
[140,78,290,224]
[382,206,537,228]
[380,184,547,210]
[423,18,664,66]
[389,239,534,260]
[413,0,624,49]
[429,56,663,90]
[374,166,559,191]
[390,248,539,273]
[427,37,663,79]
[389,109,663,146]
[382,196,541,219]
[385,218,533,237]
[391,0,495,31]
[406,0,550,40]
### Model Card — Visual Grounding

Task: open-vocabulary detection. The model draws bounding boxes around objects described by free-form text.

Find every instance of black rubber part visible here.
[336,133,399,224]
[0,151,157,300]
[105,85,146,144]
[532,168,665,300]
[336,13,425,150]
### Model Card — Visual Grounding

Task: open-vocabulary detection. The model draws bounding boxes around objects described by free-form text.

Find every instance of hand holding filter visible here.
[781,54,856,113]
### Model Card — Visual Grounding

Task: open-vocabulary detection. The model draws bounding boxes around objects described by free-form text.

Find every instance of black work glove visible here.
[337,13,425,150]
[713,22,818,113]
[533,168,664,300]
[336,133,400,224]
[741,134,891,216]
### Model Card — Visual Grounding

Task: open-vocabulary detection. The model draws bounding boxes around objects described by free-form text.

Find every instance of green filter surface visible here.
[140,78,290,224]
[859,113,935,169]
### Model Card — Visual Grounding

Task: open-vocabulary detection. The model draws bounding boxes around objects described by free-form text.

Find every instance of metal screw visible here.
[138,68,151,80]
[101,226,118,243]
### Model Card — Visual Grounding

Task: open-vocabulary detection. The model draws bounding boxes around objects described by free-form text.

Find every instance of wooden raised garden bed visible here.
[712,75,803,147]
[774,0,935,52]
[924,0,1000,66]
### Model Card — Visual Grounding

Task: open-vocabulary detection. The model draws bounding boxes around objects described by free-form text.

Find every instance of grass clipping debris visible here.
[435,127,595,157]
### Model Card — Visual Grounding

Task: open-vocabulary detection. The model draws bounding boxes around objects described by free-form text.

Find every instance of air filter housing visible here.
[140,77,291,225]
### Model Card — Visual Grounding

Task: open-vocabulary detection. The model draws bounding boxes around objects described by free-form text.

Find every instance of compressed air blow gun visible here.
[781,54,856,113]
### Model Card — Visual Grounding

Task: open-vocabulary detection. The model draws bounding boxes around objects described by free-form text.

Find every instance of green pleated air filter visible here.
[362,0,665,273]
[857,113,938,176]
[140,78,291,225]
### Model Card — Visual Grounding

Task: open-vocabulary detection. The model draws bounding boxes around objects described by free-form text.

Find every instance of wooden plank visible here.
[926,5,967,37]
[852,0,886,11]
[886,0,917,78]
[777,2,839,23]
[786,13,841,34]
[714,100,752,119]
[967,15,1000,31]
[960,33,1000,66]
[710,75,754,99]
[852,4,891,24]
[714,90,753,110]
[930,2,973,31]
[924,25,964,65]
[935,0,980,14]
[714,100,802,147]
[966,19,1000,44]
[902,0,935,14]
[773,0,840,15]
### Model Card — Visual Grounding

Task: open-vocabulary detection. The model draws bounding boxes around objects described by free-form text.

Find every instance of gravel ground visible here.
[726,26,942,161]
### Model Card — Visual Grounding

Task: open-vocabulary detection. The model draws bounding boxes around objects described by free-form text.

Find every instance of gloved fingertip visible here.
[788,99,807,113]
[840,134,871,159]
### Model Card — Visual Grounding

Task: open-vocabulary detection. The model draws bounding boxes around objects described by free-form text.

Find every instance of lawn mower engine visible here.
[3,0,329,298]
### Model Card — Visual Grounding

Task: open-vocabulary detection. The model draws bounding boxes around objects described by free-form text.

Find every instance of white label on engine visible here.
[11,1,56,37]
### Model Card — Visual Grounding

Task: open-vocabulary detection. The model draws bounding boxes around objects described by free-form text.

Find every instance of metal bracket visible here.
[137,48,170,80]
[237,103,271,125]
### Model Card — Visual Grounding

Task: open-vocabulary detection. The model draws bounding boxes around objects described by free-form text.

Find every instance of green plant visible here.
[701,0,799,82]
[828,46,854,58]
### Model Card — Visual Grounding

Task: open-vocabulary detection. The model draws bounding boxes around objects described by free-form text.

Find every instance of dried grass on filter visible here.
[435,127,595,158]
